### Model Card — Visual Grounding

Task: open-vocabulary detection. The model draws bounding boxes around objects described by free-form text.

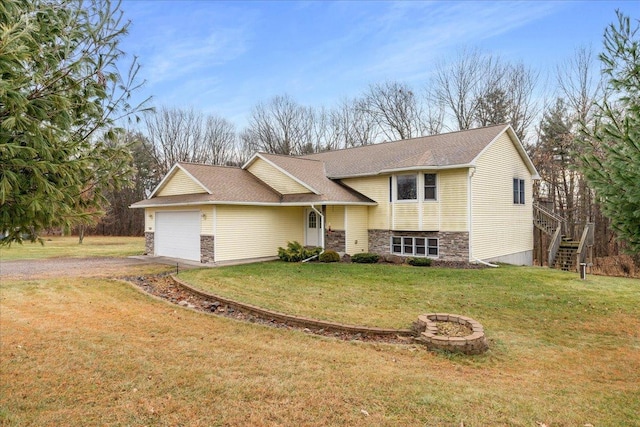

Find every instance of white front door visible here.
[305,209,321,247]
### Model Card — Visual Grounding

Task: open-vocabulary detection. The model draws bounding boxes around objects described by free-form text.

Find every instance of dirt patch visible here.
[126,274,416,345]
[434,320,473,337]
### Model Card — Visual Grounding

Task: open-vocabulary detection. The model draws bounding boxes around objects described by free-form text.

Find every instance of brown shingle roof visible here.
[301,124,509,178]
[131,161,375,208]
[254,153,375,204]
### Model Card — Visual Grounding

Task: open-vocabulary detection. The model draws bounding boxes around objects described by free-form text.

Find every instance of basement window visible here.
[391,236,438,257]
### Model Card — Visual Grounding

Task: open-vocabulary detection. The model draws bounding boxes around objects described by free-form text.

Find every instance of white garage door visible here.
[155,211,201,261]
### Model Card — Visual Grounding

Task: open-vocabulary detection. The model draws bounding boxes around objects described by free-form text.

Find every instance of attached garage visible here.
[154,211,201,261]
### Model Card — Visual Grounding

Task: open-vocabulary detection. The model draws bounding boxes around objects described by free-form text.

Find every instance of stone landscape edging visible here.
[171,274,414,338]
[414,313,489,354]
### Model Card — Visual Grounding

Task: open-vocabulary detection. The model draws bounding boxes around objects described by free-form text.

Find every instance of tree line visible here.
[1,1,638,261]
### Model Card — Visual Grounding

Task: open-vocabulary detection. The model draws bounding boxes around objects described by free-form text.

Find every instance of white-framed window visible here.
[391,236,438,257]
[424,173,437,201]
[308,211,317,228]
[396,174,417,200]
[513,178,525,205]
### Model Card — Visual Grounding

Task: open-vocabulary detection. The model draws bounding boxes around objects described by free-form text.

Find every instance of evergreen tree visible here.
[581,11,640,255]
[0,0,148,244]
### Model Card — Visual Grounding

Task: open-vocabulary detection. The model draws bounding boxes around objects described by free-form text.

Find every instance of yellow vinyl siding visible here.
[438,169,469,231]
[345,206,368,254]
[393,203,419,230]
[341,175,390,229]
[146,206,212,235]
[472,132,533,261]
[422,202,440,230]
[215,205,304,262]
[157,169,206,196]
[145,209,154,232]
[247,158,310,194]
[326,205,345,230]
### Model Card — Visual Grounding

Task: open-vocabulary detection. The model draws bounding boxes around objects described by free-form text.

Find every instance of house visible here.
[130,124,540,265]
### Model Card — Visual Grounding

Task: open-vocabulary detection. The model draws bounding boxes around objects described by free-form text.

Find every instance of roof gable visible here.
[243,154,318,194]
[150,163,211,198]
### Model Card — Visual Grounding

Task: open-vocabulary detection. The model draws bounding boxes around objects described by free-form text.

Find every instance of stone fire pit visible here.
[414,313,488,355]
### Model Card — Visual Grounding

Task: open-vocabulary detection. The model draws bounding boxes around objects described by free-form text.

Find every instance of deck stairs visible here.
[533,202,593,272]
[553,239,580,271]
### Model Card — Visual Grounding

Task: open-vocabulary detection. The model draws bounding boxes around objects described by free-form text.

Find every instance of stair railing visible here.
[576,222,595,270]
[548,226,563,267]
[533,202,565,236]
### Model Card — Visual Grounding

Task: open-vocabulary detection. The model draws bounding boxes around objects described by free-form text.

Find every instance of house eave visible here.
[130,200,377,209]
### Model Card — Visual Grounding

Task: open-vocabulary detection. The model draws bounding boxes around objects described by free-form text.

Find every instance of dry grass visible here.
[0,236,145,261]
[1,262,639,426]
[592,254,640,278]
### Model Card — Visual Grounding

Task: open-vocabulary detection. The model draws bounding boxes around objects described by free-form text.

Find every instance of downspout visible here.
[302,204,325,263]
[468,167,498,268]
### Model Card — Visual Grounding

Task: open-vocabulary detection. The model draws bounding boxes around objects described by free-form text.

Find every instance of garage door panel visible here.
[155,211,200,261]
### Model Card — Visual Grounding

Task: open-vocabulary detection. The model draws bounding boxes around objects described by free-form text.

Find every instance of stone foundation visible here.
[325,229,345,252]
[368,229,469,262]
[145,232,154,255]
[200,235,215,263]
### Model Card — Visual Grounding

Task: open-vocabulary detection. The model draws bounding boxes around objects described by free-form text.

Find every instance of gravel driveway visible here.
[0,257,161,280]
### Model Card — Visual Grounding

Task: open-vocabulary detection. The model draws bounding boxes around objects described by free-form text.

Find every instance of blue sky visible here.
[119,1,636,128]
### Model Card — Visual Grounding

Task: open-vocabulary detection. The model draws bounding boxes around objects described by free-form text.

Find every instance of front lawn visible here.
[1,261,638,426]
[0,236,145,260]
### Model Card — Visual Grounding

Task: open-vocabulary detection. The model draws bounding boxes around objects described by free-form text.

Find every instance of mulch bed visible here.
[125,274,417,345]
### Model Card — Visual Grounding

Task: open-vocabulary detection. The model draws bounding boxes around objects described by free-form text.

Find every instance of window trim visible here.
[424,173,437,201]
[390,235,439,258]
[513,178,525,205]
[396,174,418,201]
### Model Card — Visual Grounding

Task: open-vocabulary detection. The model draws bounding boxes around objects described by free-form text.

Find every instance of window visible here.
[397,175,417,200]
[424,173,437,200]
[308,211,317,228]
[513,178,525,204]
[391,236,438,257]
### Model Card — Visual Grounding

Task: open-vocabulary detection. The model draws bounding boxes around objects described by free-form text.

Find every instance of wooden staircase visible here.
[553,239,579,271]
[533,202,593,272]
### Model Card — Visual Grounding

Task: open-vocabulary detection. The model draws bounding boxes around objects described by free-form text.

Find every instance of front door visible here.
[305,209,321,247]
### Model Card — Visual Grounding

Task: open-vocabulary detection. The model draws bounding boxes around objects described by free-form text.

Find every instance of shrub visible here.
[277,241,321,262]
[319,250,340,263]
[407,257,432,267]
[351,252,380,264]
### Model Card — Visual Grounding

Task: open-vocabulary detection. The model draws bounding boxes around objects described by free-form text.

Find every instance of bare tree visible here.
[144,106,237,174]
[361,81,424,140]
[431,47,486,130]
[242,94,315,155]
[327,97,379,149]
[557,46,603,125]
[204,115,237,166]
[430,48,538,141]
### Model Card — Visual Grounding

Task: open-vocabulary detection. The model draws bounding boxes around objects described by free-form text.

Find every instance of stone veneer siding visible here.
[145,232,154,255]
[200,235,215,263]
[325,229,346,253]
[368,229,469,262]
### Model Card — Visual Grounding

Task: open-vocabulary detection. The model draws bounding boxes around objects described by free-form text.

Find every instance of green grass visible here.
[179,261,639,333]
[0,236,145,260]
[1,260,639,426]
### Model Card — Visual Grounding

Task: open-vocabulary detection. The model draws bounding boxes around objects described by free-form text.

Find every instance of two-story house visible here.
[130,124,540,265]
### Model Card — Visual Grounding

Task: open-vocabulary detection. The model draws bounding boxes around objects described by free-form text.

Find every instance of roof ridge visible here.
[178,161,241,170]
[259,152,324,163]
[300,124,508,157]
